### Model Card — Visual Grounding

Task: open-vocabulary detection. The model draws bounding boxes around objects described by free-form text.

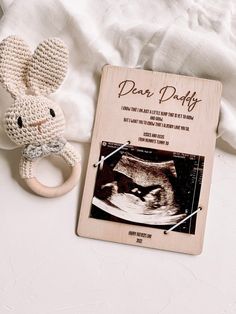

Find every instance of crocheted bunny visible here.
[0,35,80,196]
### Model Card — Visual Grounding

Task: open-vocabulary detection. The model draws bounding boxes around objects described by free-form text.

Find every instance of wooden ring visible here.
[24,160,81,198]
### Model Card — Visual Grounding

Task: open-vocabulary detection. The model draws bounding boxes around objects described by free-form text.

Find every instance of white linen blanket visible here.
[0,0,236,149]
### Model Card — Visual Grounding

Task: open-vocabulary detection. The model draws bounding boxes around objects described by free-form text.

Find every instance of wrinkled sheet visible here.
[0,0,236,149]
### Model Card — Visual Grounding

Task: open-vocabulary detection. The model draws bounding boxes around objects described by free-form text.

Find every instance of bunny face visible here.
[4,96,65,146]
[0,36,69,147]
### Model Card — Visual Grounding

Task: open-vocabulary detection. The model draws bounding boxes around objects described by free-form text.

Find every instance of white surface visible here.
[0,1,236,313]
[0,140,236,314]
[1,0,236,149]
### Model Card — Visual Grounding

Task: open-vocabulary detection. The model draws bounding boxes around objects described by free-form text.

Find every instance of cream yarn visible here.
[0,35,80,185]
[0,35,31,97]
[27,38,69,96]
[19,142,79,179]
[5,96,65,146]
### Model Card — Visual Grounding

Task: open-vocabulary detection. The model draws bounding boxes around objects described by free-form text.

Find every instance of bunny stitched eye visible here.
[17,116,23,128]
[49,108,56,117]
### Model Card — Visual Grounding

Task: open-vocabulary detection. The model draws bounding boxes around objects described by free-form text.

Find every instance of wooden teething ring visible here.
[22,155,81,198]
[20,143,81,197]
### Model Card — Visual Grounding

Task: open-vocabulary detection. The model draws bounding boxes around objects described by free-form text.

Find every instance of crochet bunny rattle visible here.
[0,35,81,197]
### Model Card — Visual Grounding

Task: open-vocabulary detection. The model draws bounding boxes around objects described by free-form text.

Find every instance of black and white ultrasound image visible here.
[90,141,204,234]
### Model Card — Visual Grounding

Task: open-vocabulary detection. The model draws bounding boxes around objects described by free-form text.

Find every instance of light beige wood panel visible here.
[77,65,222,255]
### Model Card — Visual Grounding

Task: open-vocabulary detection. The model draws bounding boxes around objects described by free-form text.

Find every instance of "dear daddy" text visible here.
[118,80,202,112]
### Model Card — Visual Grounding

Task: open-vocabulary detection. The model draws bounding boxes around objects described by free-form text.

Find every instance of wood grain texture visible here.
[77,65,222,255]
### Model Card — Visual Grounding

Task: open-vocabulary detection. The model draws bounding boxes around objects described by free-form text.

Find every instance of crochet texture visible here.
[0,35,80,179]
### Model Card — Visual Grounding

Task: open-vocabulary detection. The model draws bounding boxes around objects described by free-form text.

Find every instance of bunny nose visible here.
[29,119,47,133]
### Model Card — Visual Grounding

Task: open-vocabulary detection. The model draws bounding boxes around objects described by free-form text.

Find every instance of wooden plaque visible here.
[77,65,222,254]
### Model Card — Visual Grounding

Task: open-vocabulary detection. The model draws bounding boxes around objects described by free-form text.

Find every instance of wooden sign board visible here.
[77,65,222,255]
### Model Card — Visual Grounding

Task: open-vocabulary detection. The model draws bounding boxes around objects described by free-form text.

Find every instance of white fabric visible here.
[0,0,236,149]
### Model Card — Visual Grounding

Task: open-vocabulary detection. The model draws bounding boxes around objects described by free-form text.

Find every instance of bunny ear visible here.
[26,38,68,95]
[0,35,31,98]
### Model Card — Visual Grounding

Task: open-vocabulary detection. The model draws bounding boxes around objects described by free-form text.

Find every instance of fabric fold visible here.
[0,0,236,149]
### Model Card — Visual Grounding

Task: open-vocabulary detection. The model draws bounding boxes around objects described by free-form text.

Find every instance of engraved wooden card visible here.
[77,65,222,254]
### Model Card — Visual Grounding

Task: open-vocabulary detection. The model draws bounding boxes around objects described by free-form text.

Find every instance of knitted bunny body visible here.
[0,36,80,197]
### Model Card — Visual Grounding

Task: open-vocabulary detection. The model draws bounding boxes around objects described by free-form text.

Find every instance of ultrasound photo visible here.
[90,141,204,234]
